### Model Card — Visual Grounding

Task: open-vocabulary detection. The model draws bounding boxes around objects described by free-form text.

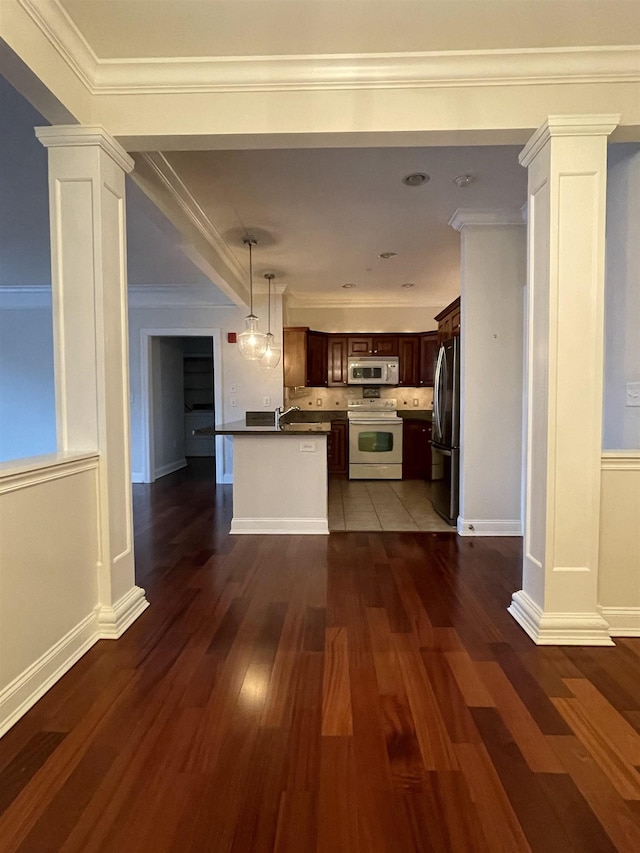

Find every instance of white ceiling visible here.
[8,1,638,308]
[60,1,640,58]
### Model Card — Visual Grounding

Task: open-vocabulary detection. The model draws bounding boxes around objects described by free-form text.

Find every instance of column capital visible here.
[448,208,525,232]
[35,125,134,174]
[519,114,619,168]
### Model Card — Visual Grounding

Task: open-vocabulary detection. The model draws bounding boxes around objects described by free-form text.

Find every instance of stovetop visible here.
[347,399,400,420]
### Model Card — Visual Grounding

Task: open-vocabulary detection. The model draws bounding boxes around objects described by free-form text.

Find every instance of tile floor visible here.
[328,478,456,532]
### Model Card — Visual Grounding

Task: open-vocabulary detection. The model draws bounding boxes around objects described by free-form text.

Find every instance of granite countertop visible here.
[397,410,433,421]
[194,420,332,436]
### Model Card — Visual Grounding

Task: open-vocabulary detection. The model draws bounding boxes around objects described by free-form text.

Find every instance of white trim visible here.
[230,517,329,535]
[137,153,249,306]
[131,471,145,483]
[128,284,234,308]
[95,585,149,639]
[457,518,522,536]
[0,611,98,737]
[287,294,447,309]
[519,114,619,166]
[13,5,640,94]
[35,125,134,173]
[601,451,640,471]
[139,327,224,484]
[508,590,614,646]
[598,607,640,637]
[0,452,98,494]
[0,285,52,309]
[449,208,526,231]
[154,458,188,480]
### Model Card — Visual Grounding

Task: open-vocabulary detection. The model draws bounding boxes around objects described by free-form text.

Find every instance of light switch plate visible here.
[626,382,640,407]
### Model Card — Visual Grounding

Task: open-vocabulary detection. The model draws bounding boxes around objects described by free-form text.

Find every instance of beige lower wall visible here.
[0,455,101,732]
[598,452,640,634]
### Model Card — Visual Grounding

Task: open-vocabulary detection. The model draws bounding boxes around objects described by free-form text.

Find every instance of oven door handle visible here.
[349,420,402,426]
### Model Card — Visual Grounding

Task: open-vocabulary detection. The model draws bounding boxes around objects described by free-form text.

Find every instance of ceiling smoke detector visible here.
[342,283,357,288]
[401,283,415,288]
[402,172,430,187]
[453,174,475,188]
[378,252,398,259]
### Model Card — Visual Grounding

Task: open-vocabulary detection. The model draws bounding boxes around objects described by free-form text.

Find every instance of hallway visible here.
[0,460,639,851]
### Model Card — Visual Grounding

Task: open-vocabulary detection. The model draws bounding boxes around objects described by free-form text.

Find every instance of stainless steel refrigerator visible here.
[431,336,460,525]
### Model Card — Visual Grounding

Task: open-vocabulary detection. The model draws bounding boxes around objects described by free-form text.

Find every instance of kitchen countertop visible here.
[195,420,331,436]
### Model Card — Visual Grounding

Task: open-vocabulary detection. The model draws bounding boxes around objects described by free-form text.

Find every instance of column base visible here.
[508,590,614,646]
[95,586,149,639]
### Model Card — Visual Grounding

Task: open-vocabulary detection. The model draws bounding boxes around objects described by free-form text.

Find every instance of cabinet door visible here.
[419,333,439,386]
[327,336,348,386]
[402,419,432,480]
[372,335,398,356]
[306,331,328,386]
[348,336,373,356]
[327,420,348,474]
[283,327,307,387]
[398,335,419,386]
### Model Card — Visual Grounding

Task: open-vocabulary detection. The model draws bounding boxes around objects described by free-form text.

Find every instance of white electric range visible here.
[347,399,403,480]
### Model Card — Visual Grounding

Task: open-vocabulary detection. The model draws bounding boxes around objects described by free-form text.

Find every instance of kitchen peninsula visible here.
[208,420,331,534]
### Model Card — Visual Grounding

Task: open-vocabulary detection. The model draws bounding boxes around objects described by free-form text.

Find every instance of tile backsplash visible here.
[285,385,433,411]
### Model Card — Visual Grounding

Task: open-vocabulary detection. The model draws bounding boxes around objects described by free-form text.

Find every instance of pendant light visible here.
[238,236,267,360]
[261,273,281,369]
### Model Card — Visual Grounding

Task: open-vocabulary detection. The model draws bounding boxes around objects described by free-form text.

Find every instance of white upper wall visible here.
[604,144,640,450]
[285,305,440,333]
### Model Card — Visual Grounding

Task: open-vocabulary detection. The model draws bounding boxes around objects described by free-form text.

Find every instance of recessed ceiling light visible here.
[401,283,415,288]
[453,174,475,188]
[378,252,398,259]
[342,283,357,288]
[402,172,430,187]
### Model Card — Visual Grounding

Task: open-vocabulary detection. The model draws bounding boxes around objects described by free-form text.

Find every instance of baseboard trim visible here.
[598,606,640,637]
[508,590,614,646]
[230,517,329,535]
[457,518,522,536]
[0,612,99,737]
[154,459,187,480]
[95,586,149,639]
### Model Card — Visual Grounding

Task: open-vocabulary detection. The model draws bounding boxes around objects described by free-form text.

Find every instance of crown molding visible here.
[18,0,98,90]
[449,208,526,231]
[137,152,247,286]
[0,284,52,308]
[519,113,620,166]
[14,4,640,94]
[127,284,236,308]
[35,125,134,172]
[601,450,640,471]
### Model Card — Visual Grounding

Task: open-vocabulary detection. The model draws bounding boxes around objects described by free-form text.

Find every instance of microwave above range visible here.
[347,356,399,385]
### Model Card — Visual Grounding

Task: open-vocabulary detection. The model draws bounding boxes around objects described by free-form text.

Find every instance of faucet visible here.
[275,405,300,428]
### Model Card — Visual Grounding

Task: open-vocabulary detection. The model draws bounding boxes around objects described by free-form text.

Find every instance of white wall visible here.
[604,144,640,450]
[128,293,284,482]
[457,221,526,535]
[151,336,186,477]
[0,303,56,461]
[284,304,440,332]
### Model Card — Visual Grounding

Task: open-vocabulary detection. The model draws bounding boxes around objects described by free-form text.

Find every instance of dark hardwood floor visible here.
[1,458,639,851]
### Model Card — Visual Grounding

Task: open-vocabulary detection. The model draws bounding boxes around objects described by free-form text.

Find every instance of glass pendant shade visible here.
[261,332,281,369]
[238,314,267,360]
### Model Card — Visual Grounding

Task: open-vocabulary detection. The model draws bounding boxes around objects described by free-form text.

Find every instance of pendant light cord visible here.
[244,235,256,317]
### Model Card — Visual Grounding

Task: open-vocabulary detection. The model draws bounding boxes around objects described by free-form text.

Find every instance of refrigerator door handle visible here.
[436,447,452,457]
[433,345,444,441]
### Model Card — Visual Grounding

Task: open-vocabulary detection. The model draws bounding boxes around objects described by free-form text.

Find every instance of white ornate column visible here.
[449,209,526,537]
[510,115,619,645]
[36,125,148,637]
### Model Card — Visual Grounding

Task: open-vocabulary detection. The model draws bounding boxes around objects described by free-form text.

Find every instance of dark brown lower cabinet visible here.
[327,420,348,475]
[402,419,432,480]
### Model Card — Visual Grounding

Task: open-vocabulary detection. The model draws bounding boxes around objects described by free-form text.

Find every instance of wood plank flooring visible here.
[1,459,639,852]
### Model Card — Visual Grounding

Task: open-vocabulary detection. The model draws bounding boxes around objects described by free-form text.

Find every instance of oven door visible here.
[349,420,403,465]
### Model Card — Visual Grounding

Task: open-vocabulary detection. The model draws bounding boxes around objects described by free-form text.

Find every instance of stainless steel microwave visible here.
[347,357,399,385]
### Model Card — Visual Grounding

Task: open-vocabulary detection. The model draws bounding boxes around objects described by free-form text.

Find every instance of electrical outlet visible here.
[230,384,237,393]
[263,396,271,407]
[300,441,316,452]
[230,397,237,407]
[413,398,419,407]
[626,382,640,407]
[316,398,322,407]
